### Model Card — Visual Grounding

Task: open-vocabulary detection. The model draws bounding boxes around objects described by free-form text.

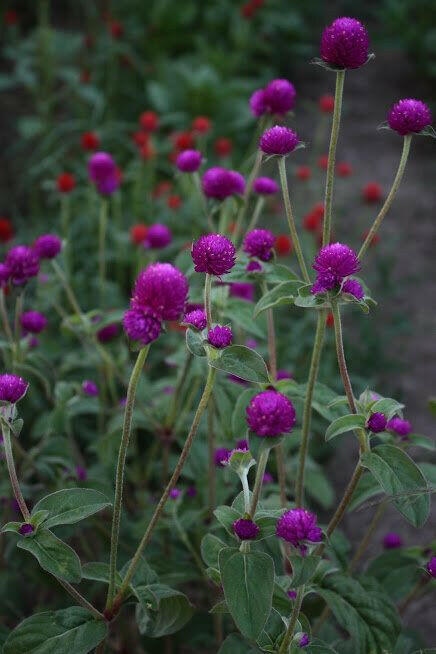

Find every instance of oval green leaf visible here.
[325,414,366,441]
[17,528,82,583]
[209,345,269,384]
[32,488,111,529]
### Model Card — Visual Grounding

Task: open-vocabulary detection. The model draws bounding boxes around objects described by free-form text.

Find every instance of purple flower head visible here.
[263,472,274,484]
[20,311,47,334]
[163,386,174,395]
[260,126,299,156]
[246,260,263,273]
[97,323,119,342]
[123,308,161,345]
[426,556,436,577]
[388,99,432,136]
[321,17,369,69]
[276,369,293,380]
[146,224,172,249]
[311,243,360,294]
[82,380,99,397]
[176,149,203,173]
[243,229,275,262]
[96,175,120,195]
[191,234,236,276]
[249,88,267,117]
[299,633,310,648]
[208,325,233,348]
[214,447,231,467]
[186,485,197,498]
[202,167,245,200]
[276,508,322,551]
[264,79,296,115]
[76,465,87,481]
[5,246,40,286]
[386,417,412,437]
[184,309,207,331]
[253,177,279,195]
[366,412,387,433]
[287,590,297,600]
[246,338,258,349]
[0,263,10,285]
[342,278,364,300]
[227,374,248,386]
[236,439,249,451]
[19,523,34,536]
[131,263,189,321]
[88,152,116,182]
[34,234,62,260]
[28,336,39,349]
[233,518,259,541]
[246,390,296,437]
[0,374,28,403]
[169,488,181,500]
[229,282,255,302]
[383,532,403,549]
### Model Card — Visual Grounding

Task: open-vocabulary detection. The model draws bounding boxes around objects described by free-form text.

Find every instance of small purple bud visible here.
[169,488,181,499]
[386,417,412,437]
[426,556,436,577]
[299,633,310,648]
[263,79,296,115]
[33,234,62,260]
[236,439,248,451]
[342,278,364,300]
[383,532,403,549]
[76,465,87,481]
[246,260,263,273]
[176,149,203,173]
[276,369,293,380]
[97,323,119,343]
[253,177,279,195]
[20,311,47,334]
[263,472,274,484]
[208,325,233,348]
[184,309,207,331]
[186,485,197,498]
[287,590,297,600]
[82,380,99,397]
[388,99,432,136]
[243,229,275,262]
[260,126,299,156]
[19,523,34,536]
[366,412,387,433]
[202,167,245,200]
[5,246,40,286]
[146,224,172,249]
[214,447,231,467]
[249,89,267,117]
[233,518,259,541]
[0,374,29,403]
[229,282,254,302]
[276,508,322,549]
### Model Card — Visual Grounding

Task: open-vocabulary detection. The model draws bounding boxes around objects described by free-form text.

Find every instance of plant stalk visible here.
[250,448,269,517]
[205,273,213,330]
[98,198,108,306]
[278,585,305,654]
[2,425,30,521]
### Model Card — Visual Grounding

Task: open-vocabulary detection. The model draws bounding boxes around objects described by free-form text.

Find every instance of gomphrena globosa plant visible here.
[0,12,434,654]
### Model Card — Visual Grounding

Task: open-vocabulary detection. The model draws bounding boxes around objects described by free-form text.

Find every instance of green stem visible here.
[278,585,305,654]
[349,502,386,571]
[112,366,216,612]
[13,293,24,368]
[2,425,30,521]
[105,346,150,611]
[359,135,412,260]
[250,449,269,517]
[0,290,13,356]
[204,274,213,330]
[241,471,251,514]
[208,396,216,519]
[164,352,193,430]
[278,157,310,283]
[322,70,345,246]
[244,196,265,236]
[98,198,108,306]
[295,310,326,506]
[57,579,104,620]
[51,260,84,320]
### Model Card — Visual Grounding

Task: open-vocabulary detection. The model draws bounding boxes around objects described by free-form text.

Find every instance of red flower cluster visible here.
[4,9,18,25]
[81,131,100,151]
[337,161,352,177]
[240,0,264,19]
[296,166,311,181]
[317,154,328,170]
[132,112,159,160]
[275,235,292,256]
[303,204,324,233]
[362,182,383,203]
[130,224,148,245]
[0,217,13,243]
[214,137,233,157]
[153,181,172,198]
[57,173,76,193]
[319,94,334,113]
[192,116,211,134]
[109,20,123,39]
[167,195,182,210]
[362,230,380,247]
[140,111,159,132]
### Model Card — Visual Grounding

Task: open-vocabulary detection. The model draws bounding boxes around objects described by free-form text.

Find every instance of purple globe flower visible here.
[169,488,181,500]
[208,325,233,348]
[0,374,28,403]
[263,472,274,484]
[253,177,279,195]
[76,465,87,481]
[176,149,202,173]
[311,243,360,294]
[236,438,248,451]
[387,99,432,136]
[191,234,236,276]
[88,152,116,182]
[342,278,364,300]
[243,229,275,262]
[202,167,245,200]
[123,308,161,345]
[96,175,120,195]
[321,17,369,69]
[383,532,403,549]
[260,126,299,156]
[20,311,47,334]
[233,518,259,541]
[82,380,99,397]
[5,246,40,286]
[276,369,293,380]
[229,282,255,302]
[249,89,267,117]
[246,390,296,437]
[299,633,310,648]
[186,485,197,498]
[214,447,231,467]
[0,263,10,285]
[264,79,296,115]
[97,323,119,342]
[426,556,436,578]
[19,523,34,536]
[366,412,387,433]
[287,590,297,600]
[386,417,412,437]
[276,508,322,551]
[131,263,189,321]
[146,224,172,249]
[246,260,263,272]
[184,309,207,330]
[33,234,62,260]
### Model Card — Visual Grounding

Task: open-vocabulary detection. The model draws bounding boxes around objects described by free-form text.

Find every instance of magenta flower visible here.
[5,246,40,286]
[184,309,207,330]
[299,633,310,648]
[88,152,119,195]
[97,323,119,342]
[366,412,387,433]
[233,518,259,541]
[123,308,161,345]
[202,167,245,200]
[0,374,28,403]
[342,278,364,300]
[18,523,34,536]
[387,99,432,136]
[146,224,172,249]
[169,488,181,500]
[236,438,248,450]
[229,282,254,302]
[131,263,189,321]
[253,177,279,195]
[249,89,267,117]
[383,532,402,549]
[246,260,263,272]
[76,465,87,481]
[386,417,412,437]
[20,311,47,334]
[263,79,296,115]
[82,380,99,397]
[214,447,231,467]
[426,556,436,578]
[33,234,62,260]
[243,229,275,262]
[287,590,297,600]
[176,149,202,173]
[260,126,299,155]
[0,263,10,285]
[208,325,233,348]
[311,243,360,294]
[321,17,369,69]
[263,472,274,484]
[276,369,293,380]
[246,390,296,437]
[191,234,236,276]
[276,508,322,551]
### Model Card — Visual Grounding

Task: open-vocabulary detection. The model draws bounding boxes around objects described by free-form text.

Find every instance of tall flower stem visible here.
[349,502,386,571]
[322,70,345,246]
[164,352,193,430]
[111,366,217,614]
[278,157,310,283]
[233,149,264,246]
[13,293,24,368]
[278,585,305,654]
[2,424,31,521]
[244,197,265,236]
[295,310,326,507]
[359,134,412,260]
[60,194,71,276]
[204,274,213,330]
[249,448,269,517]
[98,198,108,306]
[208,397,216,520]
[0,290,13,350]
[105,346,150,611]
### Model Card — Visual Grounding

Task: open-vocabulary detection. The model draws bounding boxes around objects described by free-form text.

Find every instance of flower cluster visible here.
[321,17,369,69]
[191,234,236,276]
[250,78,296,117]
[202,167,245,200]
[246,390,296,437]
[0,374,28,404]
[243,229,275,262]
[311,243,362,297]
[88,152,119,195]
[276,508,322,553]
[260,126,299,156]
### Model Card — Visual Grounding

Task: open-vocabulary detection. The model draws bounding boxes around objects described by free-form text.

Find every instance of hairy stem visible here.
[164,351,193,430]
[98,198,108,306]
[204,273,212,330]
[349,502,386,571]
[233,149,263,246]
[2,425,30,521]
[250,449,269,517]
[57,578,104,620]
[208,396,216,520]
[278,585,305,654]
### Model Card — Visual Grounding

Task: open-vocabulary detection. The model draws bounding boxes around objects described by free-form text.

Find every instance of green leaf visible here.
[218,633,261,653]
[266,264,300,284]
[134,584,194,637]
[253,281,300,318]
[406,434,435,450]
[361,445,430,527]
[3,607,107,654]
[1,521,22,534]
[213,506,242,535]
[209,345,269,384]
[289,555,321,588]
[221,550,274,641]
[185,328,206,357]
[201,534,228,568]
[224,300,265,338]
[366,551,421,601]
[348,472,382,512]
[370,397,405,420]
[17,528,82,583]
[232,388,258,436]
[325,414,366,441]
[82,562,122,587]
[32,489,111,528]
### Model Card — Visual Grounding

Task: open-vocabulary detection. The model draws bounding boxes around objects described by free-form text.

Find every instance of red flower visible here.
[362,182,382,203]
[153,181,172,198]
[0,218,13,243]
[317,154,328,170]
[275,235,292,256]
[296,166,311,181]
[109,21,123,39]
[192,116,212,133]
[167,195,182,210]
[81,131,100,151]
[140,142,155,160]
[362,230,380,246]
[214,137,233,157]
[130,224,148,245]
[80,69,91,84]
[172,131,195,150]
[4,9,18,25]
[326,312,334,328]
[57,173,76,193]
[115,167,123,185]
[241,3,256,18]
[132,130,149,147]
[140,111,159,132]
[319,94,334,113]
[337,162,352,177]
[303,204,324,232]
[251,0,264,6]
